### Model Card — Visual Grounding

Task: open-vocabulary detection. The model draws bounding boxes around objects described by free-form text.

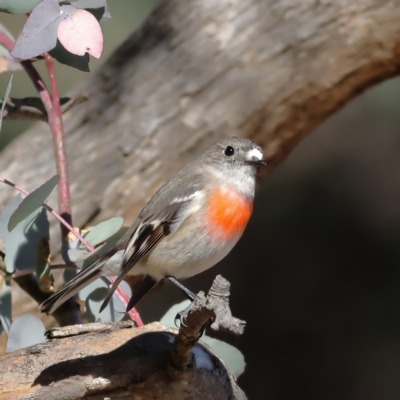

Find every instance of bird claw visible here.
[174,310,189,328]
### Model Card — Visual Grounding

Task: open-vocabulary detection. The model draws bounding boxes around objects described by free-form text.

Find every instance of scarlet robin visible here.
[40,137,266,314]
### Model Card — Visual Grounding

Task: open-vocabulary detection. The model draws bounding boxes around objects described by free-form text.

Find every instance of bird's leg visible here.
[166,276,196,301]
[166,276,208,336]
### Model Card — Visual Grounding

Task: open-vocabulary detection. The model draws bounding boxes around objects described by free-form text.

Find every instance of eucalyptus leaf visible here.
[0,74,12,133]
[71,0,107,10]
[0,198,50,273]
[17,208,50,272]
[201,336,246,378]
[8,174,59,231]
[49,40,90,72]
[11,0,64,59]
[80,278,131,322]
[6,314,45,352]
[73,225,127,269]
[159,299,191,328]
[0,0,41,14]
[84,217,124,247]
[24,207,44,233]
[64,226,127,287]
[0,195,24,273]
[68,248,90,263]
[0,97,75,122]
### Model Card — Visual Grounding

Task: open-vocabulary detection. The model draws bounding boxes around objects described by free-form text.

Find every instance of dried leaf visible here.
[58,7,103,59]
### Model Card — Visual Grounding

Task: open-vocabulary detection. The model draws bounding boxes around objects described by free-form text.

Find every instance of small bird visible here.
[40,137,265,314]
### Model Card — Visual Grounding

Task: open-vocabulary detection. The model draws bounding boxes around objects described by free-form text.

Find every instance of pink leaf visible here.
[57,8,103,59]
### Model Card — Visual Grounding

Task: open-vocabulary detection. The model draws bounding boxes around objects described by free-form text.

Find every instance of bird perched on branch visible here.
[40,137,265,315]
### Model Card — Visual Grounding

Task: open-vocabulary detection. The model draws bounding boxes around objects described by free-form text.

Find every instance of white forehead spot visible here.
[247,147,263,161]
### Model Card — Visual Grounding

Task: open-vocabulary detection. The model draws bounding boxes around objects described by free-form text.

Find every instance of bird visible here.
[39,137,266,315]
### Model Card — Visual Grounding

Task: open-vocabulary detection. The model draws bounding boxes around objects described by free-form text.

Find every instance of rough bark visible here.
[1,0,400,229]
[0,276,246,400]
[0,322,245,400]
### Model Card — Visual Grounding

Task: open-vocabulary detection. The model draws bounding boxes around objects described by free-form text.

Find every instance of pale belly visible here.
[103,188,252,280]
[143,229,243,280]
[100,223,243,280]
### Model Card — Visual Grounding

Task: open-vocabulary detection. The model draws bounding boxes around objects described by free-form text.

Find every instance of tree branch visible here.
[0,321,244,399]
[170,275,245,371]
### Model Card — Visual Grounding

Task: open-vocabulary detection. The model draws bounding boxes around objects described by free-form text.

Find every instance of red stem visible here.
[0,32,14,52]
[44,53,72,238]
[0,29,142,327]
[110,276,144,327]
[0,176,93,251]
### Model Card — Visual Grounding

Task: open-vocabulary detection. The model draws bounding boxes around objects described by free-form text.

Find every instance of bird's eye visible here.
[224,146,235,156]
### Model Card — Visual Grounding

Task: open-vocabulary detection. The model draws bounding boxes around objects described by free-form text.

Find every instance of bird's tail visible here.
[39,256,108,314]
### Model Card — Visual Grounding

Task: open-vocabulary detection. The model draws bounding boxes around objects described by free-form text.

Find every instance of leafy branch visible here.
[0,0,143,344]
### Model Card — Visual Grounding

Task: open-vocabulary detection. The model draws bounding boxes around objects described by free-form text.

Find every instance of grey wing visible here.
[99,185,203,312]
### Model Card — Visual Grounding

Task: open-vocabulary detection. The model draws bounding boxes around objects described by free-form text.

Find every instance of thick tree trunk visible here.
[1,0,399,227]
[1,0,400,398]
[0,322,244,400]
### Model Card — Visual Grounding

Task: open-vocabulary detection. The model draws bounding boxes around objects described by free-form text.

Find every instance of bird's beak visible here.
[247,159,267,167]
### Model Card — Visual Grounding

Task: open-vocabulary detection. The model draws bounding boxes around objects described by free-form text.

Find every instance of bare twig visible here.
[170,275,246,372]
[45,320,135,339]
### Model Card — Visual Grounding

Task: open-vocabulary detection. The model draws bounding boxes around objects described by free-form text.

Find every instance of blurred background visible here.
[1,1,400,399]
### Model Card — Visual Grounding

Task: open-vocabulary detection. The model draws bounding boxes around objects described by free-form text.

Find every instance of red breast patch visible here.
[205,188,253,241]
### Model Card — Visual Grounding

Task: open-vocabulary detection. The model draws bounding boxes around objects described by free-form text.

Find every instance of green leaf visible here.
[8,174,59,232]
[71,0,107,8]
[64,226,127,283]
[0,74,12,133]
[6,314,45,352]
[23,207,43,233]
[201,336,246,378]
[11,0,64,60]
[0,97,77,122]
[50,40,90,72]
[0,198,50,273]
[160,299,191,328]
[19,208,50,272]
[68,248,90,263]
[0,195,24,273]
[68,225,127,268]
[80,278,131,322]
[0,0,41,14]
[0,278,11,335]
[84,217,124,247]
